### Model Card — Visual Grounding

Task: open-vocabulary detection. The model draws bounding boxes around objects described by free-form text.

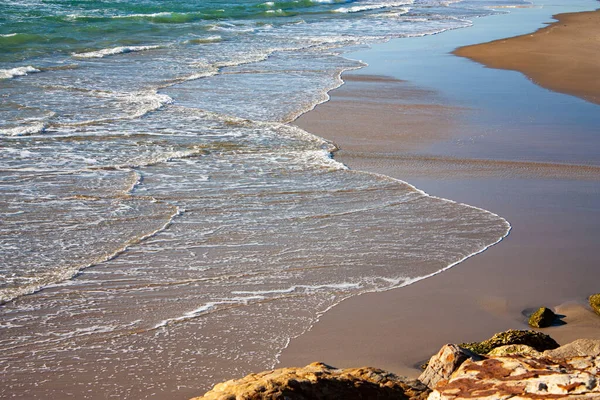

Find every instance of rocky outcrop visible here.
[424,338,600,399]
[192,337,600,400]
[589,294,600,316]
[428,354,600,399]
[459,329,560,355]
[192,362,430,400]
[418,345,483,389]
[528,306,557,328]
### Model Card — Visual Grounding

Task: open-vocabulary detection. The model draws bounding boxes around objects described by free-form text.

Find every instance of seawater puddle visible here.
[0,0,521,397]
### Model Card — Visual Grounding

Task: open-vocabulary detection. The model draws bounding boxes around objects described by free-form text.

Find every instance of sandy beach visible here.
[278,7,600,377]
[455,10,600,106]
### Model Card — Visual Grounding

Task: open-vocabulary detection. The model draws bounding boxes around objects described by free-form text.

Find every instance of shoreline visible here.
[454,9,600,106]
[277,3,600,378]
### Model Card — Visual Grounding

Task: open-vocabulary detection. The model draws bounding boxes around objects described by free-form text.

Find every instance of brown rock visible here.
[428,355,600,399]
[418,344,483,389]
[191,362,430,400]
[544,339,600,359]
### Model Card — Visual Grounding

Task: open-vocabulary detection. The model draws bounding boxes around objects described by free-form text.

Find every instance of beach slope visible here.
[278,5,600,378]
[454,10,600,105]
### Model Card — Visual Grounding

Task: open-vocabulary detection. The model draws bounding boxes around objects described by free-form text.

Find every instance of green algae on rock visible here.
[528,306,557,328]
[589,294,600,316]
[487,344,542,357]
[459,329,559,355]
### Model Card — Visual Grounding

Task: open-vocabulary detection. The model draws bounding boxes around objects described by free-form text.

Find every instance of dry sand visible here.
[277,10,600,377]
[454,10,600,106]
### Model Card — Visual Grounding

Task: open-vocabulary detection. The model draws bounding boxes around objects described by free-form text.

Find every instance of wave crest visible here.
[0,66,40,80]
[72,45,163,59]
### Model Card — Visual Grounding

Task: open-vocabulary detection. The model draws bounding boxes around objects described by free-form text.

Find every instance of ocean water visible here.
[1,0,518,398]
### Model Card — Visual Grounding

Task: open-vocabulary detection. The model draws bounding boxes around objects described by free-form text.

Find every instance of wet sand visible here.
[277,10,600,377]
[455,10,600,106]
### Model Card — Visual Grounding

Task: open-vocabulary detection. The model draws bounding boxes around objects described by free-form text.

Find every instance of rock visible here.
[428,355,600,399]
[192,362,430,400]
[544,339,600,359]
[459,329,560,355]
[589,293,600,316]
[487,344,541,357]
[418,344,483,389]
[193,338,600,400]
[528,306,557,328]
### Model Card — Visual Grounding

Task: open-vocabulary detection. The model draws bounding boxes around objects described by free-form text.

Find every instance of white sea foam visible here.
[46,325,119,339]
[302,35,362,46]
[72,45,162,59]
[0,122,46,136]
[153,304,217,329]
[487,4,536,9]
[62,12,175,20]
[168,67,219,85]
[265,9,286,15]
[186,35,223,44]
[293,149,348,171]
[334,1,413,13]
[402,21,472,39]
[153,295,266,329]
[114,12,173,18]
[215,52,271,68]
[400,17,429,22]
[207,23,255,33]
[0,66,41,80]
[124,91,174,119]
[90,90,173,122]
[0,204,182,305]
[377,8,411,18]
[232,283,361,296]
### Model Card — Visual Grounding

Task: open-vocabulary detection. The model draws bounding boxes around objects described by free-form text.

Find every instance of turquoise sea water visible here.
[0,0,523,398]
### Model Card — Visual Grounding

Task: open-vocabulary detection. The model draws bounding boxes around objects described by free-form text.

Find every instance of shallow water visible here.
[0,0,518,397]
